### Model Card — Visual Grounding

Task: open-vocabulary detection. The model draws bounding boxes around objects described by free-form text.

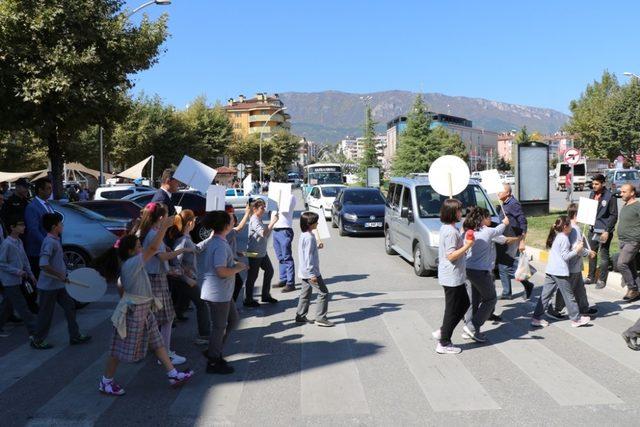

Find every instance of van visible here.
[93,184,154,200]
[384,176,498,276]
[554,161,586,191]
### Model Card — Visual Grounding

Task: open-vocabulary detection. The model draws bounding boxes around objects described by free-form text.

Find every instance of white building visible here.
[340,135,387,163]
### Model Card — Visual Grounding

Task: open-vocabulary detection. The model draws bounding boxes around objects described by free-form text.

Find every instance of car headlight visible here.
[343,212,358,222]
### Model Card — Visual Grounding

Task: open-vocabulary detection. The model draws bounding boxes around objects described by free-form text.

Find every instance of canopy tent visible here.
[116,155,153,180]
[0,170,48,183]
[1,162,112,184]
[66,162,113,180]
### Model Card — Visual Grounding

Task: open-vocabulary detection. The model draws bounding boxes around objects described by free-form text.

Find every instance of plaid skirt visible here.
[149,273,175,325]
[109,302,163,363]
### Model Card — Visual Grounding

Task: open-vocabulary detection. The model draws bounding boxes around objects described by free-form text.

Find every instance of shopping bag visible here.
[515,252,535,281]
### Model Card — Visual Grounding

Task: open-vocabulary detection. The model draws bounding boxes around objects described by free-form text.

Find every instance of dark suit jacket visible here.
[589,187,618,233]
[24,199,53,257]
[151,188,176,216]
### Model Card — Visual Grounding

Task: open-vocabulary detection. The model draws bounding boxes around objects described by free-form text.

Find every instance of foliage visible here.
[514,126,532,144]
[0,0,168,197]
[226,133,268,176]
[601,79,640,164]
[497,157,512,171]
[268,130,300,180]
[358,106,380,182]
[0,130,48,171]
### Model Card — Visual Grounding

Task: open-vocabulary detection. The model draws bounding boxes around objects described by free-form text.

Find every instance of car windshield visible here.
[342,190,385,205]
[616,171,639,181]
[320,186,343,197]
[309,172,342,185]
[415,185,495,218]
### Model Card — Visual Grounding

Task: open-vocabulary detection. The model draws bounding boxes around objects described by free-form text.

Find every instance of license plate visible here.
[365,222,382,228]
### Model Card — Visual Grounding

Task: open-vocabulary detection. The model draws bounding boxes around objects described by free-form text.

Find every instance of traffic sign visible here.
[564,148,581,165]
[236,163,245,179]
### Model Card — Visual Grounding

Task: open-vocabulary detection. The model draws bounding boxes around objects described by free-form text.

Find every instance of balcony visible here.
[248,114,287,123]
[248,125,290,135]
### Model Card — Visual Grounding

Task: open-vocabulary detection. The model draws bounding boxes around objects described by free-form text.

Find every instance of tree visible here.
[226,133,269,174]
[515,126,532,144]
[0,1,168,197]
[0,130,48,171]
[602,78,640,164]
[497,156,511,172]
[358,106,380,182]
[267,130,300,180]
[565,70,620,159]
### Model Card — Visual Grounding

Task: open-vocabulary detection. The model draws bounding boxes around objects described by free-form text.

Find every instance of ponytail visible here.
[94,234,140,284]
[463,206,489,231]
[545,215,570,249]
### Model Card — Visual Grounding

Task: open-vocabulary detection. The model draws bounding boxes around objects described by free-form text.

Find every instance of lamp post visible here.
[259,107,287,183]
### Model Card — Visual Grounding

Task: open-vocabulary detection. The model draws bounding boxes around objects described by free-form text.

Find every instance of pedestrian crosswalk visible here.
[1,292,640,426]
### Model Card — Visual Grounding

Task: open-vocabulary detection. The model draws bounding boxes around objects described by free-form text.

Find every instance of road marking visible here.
[485,322,622,406]
[26,352,147,427]
[382,310,500,412]
[0,309,111,393]
[169,316,265,426]
[300,322,370,415]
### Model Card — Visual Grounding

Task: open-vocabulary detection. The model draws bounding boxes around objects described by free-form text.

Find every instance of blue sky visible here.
[128,0,640,114]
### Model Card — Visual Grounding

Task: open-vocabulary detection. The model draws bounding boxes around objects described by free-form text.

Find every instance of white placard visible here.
[428,155,470,197]
[66,268,107,303]
[206,185,226,211]
[316,213,331,240]
[268,182,293,212]
[243,174,252,195]
[478,169,504,195]
[174,155,218,195]
[576,196,598,226]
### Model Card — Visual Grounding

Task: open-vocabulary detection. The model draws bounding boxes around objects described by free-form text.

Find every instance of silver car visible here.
[50,201,129,271]
[384,176,498,276]
[605,169,640,197]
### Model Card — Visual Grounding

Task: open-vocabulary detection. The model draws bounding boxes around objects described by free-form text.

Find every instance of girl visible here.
[461,207,515,343]
[225,203,251,303]
[99,216,194,396]
[531,216,590,328]
[169,209,214,345]
[433,198,474,355]
[138,202,193,365]
[244,199,279,307]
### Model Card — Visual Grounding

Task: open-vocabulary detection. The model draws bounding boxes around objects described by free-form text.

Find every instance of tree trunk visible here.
[46,127,64,200]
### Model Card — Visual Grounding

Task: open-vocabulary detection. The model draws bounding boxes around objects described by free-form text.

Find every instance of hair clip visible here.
[113,238,121,249]
[145,202,157,212]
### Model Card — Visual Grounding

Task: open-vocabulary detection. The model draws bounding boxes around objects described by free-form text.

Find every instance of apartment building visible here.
[224,93,291,139]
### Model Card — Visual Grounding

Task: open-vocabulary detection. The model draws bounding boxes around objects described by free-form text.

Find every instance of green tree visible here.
[0,0,168,197]
[565,70,620,159]
[0,130,48,171]
[602,78,640,163]
[226,133,270,174]
[515,126,532,144]
[358,106,381,182]
[497,156,511,172]
[267,130,300,180]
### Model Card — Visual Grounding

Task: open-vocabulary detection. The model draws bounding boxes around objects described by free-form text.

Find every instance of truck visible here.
[554,161,586,191]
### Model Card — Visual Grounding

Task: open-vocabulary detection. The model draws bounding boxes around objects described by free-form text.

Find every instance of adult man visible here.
[24,178,55,278]
[272,195,297,293]
[1,182,10,199]
[616,184,640,303]
[496,183,533,300]
[565,171,573,202]
[2,178,30,225]
[585,174,618,289]
[151,169,179,216]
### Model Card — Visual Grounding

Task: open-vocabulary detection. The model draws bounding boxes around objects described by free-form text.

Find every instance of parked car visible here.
[470,171,482,182]
[224,188,267,208]
[500,173,515,186]
[50,201,129,271]
[605,169,640,197]
[94,184,154,200]
[384,176,498,276]
[306,184,346,218]
[124,190,212,242]
[73,200,142,224]
[331,187,386,236]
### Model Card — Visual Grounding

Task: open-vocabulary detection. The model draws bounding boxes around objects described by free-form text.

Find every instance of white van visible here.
[94,184,154,200]
[554,161,586,191]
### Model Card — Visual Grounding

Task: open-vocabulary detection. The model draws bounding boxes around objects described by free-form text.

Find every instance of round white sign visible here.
[564,148,581,165]
[428,155,470,197]
[66,268,107,303]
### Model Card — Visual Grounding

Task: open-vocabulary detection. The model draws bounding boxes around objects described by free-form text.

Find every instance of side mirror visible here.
[401,207,413,221]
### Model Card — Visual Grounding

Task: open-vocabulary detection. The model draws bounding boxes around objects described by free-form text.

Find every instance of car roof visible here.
[389,176,480,188]
[341,187,381,192]
[313,184,346,188]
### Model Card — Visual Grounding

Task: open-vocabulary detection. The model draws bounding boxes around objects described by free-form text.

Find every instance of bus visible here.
[302,163,344,198]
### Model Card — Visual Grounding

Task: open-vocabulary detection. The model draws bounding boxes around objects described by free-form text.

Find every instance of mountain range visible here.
[278,90,570,143]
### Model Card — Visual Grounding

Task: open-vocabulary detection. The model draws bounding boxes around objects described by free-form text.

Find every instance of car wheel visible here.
[338,218,348,236]
[63,246,90,271]
[196,223,212,242]
[385,227,397,255]
[412,242,428,277]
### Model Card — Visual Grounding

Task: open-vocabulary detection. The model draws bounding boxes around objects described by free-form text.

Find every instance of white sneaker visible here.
[531,318,549,328]
[435,343,462,354]
[431,329,441,340]
[169,351,187,365]
[571,316,591,328]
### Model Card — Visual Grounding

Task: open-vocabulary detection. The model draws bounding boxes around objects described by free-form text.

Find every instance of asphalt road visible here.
[1,191,640,426]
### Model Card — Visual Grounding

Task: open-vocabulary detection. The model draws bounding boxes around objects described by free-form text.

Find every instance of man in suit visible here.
[151,169,179,215]
[24,178,55,279]
[585,174,618,289]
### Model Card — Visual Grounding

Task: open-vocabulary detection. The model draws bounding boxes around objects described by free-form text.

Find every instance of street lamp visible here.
[259,107,287,183]
[623,71,640,79]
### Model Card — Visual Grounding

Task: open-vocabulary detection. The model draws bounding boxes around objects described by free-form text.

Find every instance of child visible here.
[31,213,91,349]
[295,211,333,327]
[225,203,251,303]
[99,216,194,396]
[169,209,215,345]
[201,211,248,375]
[244,199,279,307]
[0,216,37,338]
[531,216,591,328]
[138,202,193,365]
[432,198,473,355]
[461,207,514,343]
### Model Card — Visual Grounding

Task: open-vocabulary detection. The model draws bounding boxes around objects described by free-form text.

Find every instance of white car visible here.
[306,184,346,218]
[93,184,154,200]
[225,188,267,208]
[500,174,515,185]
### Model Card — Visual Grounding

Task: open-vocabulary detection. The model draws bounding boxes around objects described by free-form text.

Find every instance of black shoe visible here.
[627,290,640,303]
[206,359,235,374]
[243,300,260,308]
[272,282,286,289]
[546,307,567,321]
[70,334,92,345]
[261,296,278,304]
[175,315,189,322]
[499,294,512,301]
[488,313,503,322]
[622,333,640,351]
[201,349,225,363]
[295,315,313,324]
[595,281,607,289]
[523,282,534,300]
[30,338,53,350]
[582,307,598,316]
[282,285,296,293]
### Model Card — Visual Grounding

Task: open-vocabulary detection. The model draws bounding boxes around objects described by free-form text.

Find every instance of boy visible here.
[201,211,248,374]
[0,216,37,338]
[295,212,333,327]
[31,213,91,349]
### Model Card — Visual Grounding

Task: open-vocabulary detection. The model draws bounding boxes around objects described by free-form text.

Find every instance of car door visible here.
[396,185,414,254]
[385,183,399,242]
[308,187,320,212]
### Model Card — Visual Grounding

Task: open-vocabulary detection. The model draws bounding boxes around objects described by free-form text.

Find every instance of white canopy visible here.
[117,156,153,180]
[0,170,48,183]
[66,162,113,180]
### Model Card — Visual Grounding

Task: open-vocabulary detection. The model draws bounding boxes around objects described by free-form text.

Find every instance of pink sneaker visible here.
[571,316,591,328]
[168,369,194,387]
[98,378,125,396]
[531,318,549,328]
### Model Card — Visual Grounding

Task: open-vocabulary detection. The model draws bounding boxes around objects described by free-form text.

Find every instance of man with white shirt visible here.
[24,178,55,281]
[272,195,297,293]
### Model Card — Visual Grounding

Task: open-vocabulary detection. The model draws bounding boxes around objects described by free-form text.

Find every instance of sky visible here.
[127,0,640,114]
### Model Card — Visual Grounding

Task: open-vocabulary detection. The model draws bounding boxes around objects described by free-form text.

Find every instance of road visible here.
[1,191,640,426]
[549,182,624,212]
